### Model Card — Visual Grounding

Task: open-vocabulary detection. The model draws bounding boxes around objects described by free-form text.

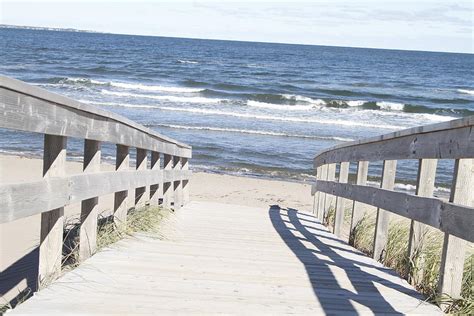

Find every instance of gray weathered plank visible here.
[135,148,148,207]
[0,86,191,158]
[334,162,349,237]
[114,145,130,224]
[79,139,101,262]
[10,201,441,315]
[438,158,474,298]
[350,160,369,243]
[38,134,66,284]
[173,156,183,210]
[150,151,161,206]
[314,116,473,167]
[163,154,173,208]
[0,169,191,224]
[0,76,191,157]
[323,164,336,222]
[373,160,397,261]
[407,158,437,284]
[314,180,474,243]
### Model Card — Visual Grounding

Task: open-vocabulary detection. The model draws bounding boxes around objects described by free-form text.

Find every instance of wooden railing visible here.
[312,116,473,299]
[0,76,192,284]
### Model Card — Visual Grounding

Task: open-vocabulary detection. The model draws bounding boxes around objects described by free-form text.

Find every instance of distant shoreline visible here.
[0,23,100,34]
[1,23,470,55]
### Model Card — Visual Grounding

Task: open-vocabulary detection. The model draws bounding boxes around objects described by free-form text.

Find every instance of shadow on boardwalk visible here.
[269,205,426,315]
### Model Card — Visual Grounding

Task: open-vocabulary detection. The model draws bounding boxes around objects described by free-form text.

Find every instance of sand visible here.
[0,154,314,303]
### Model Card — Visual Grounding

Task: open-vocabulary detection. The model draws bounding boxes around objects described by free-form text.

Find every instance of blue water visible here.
[1,28,473,187]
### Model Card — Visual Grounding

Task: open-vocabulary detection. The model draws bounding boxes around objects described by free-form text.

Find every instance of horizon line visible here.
[1,23,472,55]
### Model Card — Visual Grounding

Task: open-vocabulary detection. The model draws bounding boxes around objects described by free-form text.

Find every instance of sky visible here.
[0,0,472,54]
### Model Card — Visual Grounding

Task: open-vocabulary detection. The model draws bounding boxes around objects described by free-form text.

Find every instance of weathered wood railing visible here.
[312,116,473,299]
[0,76,192,284]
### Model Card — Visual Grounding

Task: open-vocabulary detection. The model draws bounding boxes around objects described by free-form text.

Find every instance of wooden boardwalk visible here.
[11,201,439,315]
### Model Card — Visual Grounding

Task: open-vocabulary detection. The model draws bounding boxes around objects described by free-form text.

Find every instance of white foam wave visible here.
[376,101,405,111]
[154,124,354,141]
[346,100,366,107]
[156,106,401,129]
[109,82,203,93]
[100,90,223,104]
[79,100,158,108]
[60,77,203,93]
[247,100,317,111]
[177,59,199,64]
[458,89,474,95]
[281,94,326,105]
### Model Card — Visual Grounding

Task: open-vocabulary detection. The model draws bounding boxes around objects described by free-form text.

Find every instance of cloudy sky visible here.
[1,0,472,53]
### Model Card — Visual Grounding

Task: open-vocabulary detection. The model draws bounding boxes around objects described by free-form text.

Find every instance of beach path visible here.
[11,201,440,315]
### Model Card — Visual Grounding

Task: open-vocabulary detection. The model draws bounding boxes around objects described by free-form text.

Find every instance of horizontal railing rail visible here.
[0,75,192,286]
[312,116,474,299]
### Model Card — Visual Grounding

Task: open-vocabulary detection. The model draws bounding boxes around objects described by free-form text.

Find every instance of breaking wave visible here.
[152,124,354,141]
[100,90,223,103]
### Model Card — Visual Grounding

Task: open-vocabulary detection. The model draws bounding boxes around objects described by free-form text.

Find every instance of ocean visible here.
[1,28,473,190]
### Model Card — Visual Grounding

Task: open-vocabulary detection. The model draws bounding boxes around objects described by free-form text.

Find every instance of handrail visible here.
[312,116,474,299]
[0,76,192,285]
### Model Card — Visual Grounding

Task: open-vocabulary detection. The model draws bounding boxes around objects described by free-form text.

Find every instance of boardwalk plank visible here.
[11,201,440,315]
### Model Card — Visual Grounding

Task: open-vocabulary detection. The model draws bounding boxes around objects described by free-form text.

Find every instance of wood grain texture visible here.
[314,116,474,167]
[114,145,130,224]
[163,154,173,209]
[334,162,349,238]
[438,158,474,298]
[39,134,66,284]
[149,151,161,206]
[373,160,397,262]
[0,169,192,224]
[323,164,336,223]
[349,161,369,242]
[0,76,191,157]
[135,148,148,207]
[316,165,328,221]
[314,180,473,243]
[407,159,437,284]
[181,157,190,205]
[173,156,183,210]
[10,202,440,315]
[79,139,101,262]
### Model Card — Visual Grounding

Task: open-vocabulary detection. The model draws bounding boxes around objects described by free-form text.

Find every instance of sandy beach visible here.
[0,154,313,303]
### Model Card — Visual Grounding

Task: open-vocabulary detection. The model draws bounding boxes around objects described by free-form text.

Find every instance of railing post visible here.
[114,145,129,224]
[163,154,173,208]
[150,151,161,206]
[78,139,101,262]
[135,148,148,207]
[173,156,182,210]
[349,161,369,245]
[373,160,397,261]
[181,157,189,205]
[323,163,336,223]
[407,158,437,284]
[334,162,349,237]
[317,165,328,221]
[438,158,474,298]
[312,166,322,215]
[39,134,67,284]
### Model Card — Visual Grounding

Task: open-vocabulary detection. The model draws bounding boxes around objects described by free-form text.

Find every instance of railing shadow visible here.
[269,205,425,314]
[0,247,38,309]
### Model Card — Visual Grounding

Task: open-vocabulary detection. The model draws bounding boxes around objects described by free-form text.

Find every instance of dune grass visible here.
[1,205,170,314]
[63,205,169,270]
[350,213,473,314]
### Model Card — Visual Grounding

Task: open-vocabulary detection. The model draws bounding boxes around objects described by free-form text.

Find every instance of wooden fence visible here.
[312,116,474,299]
[0,76,192,284]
